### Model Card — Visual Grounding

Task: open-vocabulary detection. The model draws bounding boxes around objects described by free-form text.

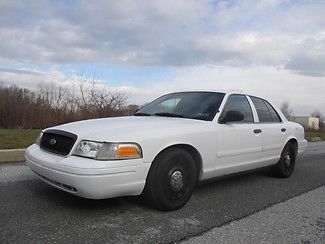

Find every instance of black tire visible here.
[143,148,197,211]
[272,143,296,178]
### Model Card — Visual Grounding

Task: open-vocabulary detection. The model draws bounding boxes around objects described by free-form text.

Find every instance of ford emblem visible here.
[49,139,57,145]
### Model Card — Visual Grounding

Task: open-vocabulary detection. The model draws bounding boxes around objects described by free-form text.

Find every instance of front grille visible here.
[40,129,77,156]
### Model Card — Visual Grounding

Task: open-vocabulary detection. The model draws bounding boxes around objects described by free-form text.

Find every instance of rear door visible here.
[215,94,262,174]
[249,96,286,163]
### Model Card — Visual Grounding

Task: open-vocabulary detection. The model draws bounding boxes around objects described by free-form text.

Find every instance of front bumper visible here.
[25,144,151,199]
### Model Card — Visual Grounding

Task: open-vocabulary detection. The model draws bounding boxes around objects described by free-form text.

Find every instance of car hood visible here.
[46,116,210,142]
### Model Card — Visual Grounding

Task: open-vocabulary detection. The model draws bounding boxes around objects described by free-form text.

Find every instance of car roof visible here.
[170,89,261,98]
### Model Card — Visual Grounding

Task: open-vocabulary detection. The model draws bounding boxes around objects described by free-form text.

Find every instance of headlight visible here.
[35,132,43,145]
[74,140,103,158]
[73,140,142,160]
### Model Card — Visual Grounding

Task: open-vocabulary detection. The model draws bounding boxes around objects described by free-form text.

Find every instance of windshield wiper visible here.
[154,112,185,118]
[134,112,151,116]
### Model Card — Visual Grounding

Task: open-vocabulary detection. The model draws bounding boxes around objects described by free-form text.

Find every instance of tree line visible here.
[1,79,323,130]
[0,77,138,129]
[280,102,324,130]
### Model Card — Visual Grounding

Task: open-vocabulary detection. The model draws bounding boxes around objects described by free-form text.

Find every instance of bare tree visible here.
[280,102,293,120]
[0,78,129,129]
[126,104,139,115]
[72,73,127,118]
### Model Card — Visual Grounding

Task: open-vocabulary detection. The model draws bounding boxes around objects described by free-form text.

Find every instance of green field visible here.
[0,129,41,150]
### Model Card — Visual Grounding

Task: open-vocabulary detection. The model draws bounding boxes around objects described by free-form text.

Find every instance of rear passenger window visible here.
[264,101,282,122]
[250,97,280,123]
[222,95,254,122]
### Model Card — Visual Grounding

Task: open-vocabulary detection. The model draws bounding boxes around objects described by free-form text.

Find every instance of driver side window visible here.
[222,95,254,122]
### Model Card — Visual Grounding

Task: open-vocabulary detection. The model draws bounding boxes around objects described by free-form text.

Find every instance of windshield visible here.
[135,92,225,121]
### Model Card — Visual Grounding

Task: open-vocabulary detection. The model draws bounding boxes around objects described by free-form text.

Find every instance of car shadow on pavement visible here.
[196,166,273,189]
[29,166,275,212]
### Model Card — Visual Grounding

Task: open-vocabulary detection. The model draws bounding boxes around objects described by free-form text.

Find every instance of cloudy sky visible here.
[0,0,324,115]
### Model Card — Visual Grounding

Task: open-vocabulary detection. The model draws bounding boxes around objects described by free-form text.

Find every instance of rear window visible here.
[250,97,281,123]
[264,101,281,122]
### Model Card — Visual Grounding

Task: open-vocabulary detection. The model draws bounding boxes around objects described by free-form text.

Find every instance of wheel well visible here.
[154,144,203,180]
[287,138,298,157]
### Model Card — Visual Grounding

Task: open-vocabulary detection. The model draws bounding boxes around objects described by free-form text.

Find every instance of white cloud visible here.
[0,67,66,88]
[113,65,325,116]
[0,0,324,75]
[1,65,324,116]
[0,0,324,116]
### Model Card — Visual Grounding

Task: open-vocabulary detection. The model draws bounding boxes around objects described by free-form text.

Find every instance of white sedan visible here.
[26,91,307,210]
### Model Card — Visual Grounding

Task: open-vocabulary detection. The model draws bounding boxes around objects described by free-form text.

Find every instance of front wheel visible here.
[272,143,296,178]
[143,148,197,211]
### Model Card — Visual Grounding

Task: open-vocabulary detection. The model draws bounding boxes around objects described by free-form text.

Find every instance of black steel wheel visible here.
[272,143,296,178]
[143,148,197,211]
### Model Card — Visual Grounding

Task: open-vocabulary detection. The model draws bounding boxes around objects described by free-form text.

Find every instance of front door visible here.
[215,94,262,176]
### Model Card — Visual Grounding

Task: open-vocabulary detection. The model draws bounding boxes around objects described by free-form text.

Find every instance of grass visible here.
[0,129,41,150]
[305,130,325,142]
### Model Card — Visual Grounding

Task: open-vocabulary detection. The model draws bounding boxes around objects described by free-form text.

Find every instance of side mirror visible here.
[220,110,244,124]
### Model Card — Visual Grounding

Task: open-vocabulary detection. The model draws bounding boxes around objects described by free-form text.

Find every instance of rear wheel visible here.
[143,148,197,211]
[272,143,296,178]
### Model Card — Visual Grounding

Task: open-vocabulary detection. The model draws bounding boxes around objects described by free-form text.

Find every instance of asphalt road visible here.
[1,142,324,243]
[185,186,325,243]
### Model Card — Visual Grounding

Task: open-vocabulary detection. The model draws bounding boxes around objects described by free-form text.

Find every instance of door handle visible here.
[254,129,262,134]
[281,128,286,132]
